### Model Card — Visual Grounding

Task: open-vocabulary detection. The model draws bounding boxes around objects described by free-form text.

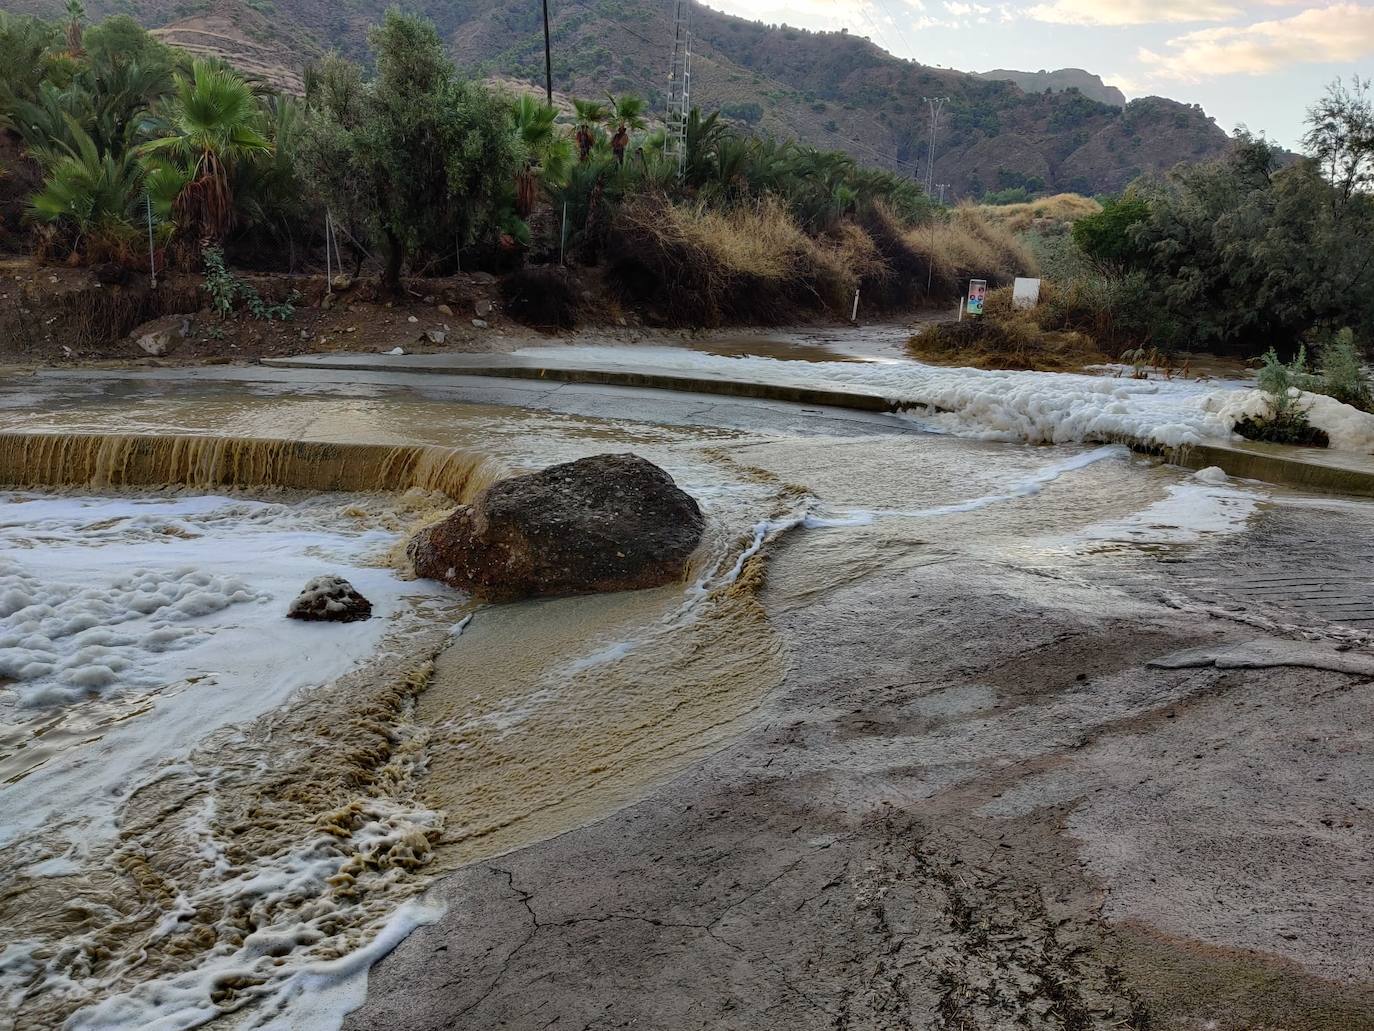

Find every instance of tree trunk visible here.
[382,230,404,295]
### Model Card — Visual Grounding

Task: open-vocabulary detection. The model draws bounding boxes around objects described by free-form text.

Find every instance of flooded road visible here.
[0,364,1318,1030]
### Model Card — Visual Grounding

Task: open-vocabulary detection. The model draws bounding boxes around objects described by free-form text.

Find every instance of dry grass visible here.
[910,316,1105,372]
[974,193,1103,234]
[609,194,870,324]
[608,195,1044,326]
[903,205,1039,295]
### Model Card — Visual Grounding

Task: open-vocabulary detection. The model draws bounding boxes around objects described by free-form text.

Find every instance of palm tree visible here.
[571,97,607,163]
[511,93,572,214]
[605,92,648,131]
[29,122,145,261]
[139,59,271,245]
[64,0,84,56]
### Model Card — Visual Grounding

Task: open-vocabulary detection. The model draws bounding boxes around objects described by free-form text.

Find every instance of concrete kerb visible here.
[260,354,1374,498]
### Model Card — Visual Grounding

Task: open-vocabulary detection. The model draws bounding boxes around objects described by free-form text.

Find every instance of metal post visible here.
[542,0,554,106]
[560,201,568,266]
[850,288,860,323]
[324,210,333,294]
[145,191,157,287]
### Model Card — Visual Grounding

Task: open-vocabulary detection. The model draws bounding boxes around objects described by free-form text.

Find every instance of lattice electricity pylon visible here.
[665,0,693,175]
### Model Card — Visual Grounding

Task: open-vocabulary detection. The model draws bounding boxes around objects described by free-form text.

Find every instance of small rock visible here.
[406,315,418,323]
[300,330,310,339]
[332,274,353,291]
[424,328,447,344]
[471,318,488,329]
[386,346,406,355]
[423,294,435,304]
[321,293,335,310]
[286,575,372,622]
[474,299,492,318]
[470,271,497,285]
[437,303,454,316]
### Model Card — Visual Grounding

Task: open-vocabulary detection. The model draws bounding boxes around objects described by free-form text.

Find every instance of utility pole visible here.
[666,0,693,175]
[922,96,949,197]
[541,0,553,106]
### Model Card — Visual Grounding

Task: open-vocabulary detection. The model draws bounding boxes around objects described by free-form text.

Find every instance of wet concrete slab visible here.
[263,353,1374,498]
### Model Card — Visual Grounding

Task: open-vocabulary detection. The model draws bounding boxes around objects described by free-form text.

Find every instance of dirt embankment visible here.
[0,247,928,369]
[0,259,563,366]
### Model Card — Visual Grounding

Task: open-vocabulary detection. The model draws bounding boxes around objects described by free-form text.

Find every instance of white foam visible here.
[1068,480,1261,549]
[0,492,443,852]
[514,346,1374,453]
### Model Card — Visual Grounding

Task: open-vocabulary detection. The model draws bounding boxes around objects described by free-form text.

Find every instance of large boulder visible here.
[408,453,704,602]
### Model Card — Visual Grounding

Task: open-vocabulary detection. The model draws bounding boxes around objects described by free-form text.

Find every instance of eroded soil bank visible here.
[347,496,1374,1031]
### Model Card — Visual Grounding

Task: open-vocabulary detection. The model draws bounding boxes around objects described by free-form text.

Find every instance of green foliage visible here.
[1313,328,1373,411]
[0,12,62,126]
[1237,346,1328,446]
[1303,77,1374,208]
[1123,131,1374,355]
[202,245,297,320]
[1071,195,1149,265]
[298,10,520,288]
[27,120,146,259]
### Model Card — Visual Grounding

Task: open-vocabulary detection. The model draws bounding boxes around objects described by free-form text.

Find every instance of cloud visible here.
[1026,0,1240,25]
[1140,3,1374,80]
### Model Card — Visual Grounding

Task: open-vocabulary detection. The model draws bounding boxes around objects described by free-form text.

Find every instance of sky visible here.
[702,0,1374,149]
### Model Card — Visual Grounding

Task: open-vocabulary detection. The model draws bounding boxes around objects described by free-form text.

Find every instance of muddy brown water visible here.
[0,381,1265,1029]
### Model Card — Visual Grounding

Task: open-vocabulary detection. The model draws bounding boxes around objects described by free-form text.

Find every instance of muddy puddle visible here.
[0,379,1271,1030]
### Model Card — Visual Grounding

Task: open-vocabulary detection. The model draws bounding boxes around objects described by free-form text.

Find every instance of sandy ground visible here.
[347,501,1374,1031]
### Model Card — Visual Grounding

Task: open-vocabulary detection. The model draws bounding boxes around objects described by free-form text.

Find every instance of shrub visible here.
[1314,328,1373,411]
[500,265,578,329]
[1072,195,1149,265]
[202,246,297,320]
[1236,346,1329,447]
[910,312,1103,372]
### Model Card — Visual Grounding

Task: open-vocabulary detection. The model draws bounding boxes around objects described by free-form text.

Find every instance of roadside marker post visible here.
[145,191,157,288]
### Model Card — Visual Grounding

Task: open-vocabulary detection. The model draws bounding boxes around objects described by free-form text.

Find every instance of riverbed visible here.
[4,361,1364,1030]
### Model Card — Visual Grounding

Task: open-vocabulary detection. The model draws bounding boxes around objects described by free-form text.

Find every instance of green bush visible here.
[1071,195,1149,266]
[1314,328,1373,411]
[1236,346,1329,447]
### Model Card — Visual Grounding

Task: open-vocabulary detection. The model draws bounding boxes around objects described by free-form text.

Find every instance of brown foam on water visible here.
[0,432,503,502]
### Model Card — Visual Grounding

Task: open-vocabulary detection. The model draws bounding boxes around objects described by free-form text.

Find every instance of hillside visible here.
[15,0,1234,199]
[973,68,1126,108]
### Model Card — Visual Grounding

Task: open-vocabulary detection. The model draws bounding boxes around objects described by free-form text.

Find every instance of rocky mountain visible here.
[15,0,1234,199]
[973,68,1127,109]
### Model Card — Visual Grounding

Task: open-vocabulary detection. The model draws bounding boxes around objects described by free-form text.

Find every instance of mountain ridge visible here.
[11,0,1235,199]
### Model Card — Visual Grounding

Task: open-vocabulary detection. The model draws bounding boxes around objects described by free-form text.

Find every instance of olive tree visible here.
[298,10,519,291]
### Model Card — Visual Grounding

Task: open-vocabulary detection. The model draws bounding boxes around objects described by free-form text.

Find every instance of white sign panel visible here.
[1012,277,1042,309]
